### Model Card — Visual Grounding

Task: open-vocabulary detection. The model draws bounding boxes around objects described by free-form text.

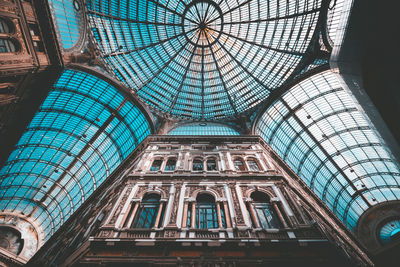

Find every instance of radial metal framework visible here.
[87,0,323,119]
[255,70,400,229]
[0,69,152,240]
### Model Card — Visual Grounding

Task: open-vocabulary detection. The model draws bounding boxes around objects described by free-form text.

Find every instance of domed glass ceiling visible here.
[87,0,322,119]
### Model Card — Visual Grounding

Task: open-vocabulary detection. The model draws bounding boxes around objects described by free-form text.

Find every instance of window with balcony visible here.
[186,193,226,229]
[131,194,164,229]
[247,191,280,229]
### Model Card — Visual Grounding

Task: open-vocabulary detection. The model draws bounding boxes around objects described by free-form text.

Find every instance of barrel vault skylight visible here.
[87,0,323,120]
[255,70,400,230]
[0,69,152,240]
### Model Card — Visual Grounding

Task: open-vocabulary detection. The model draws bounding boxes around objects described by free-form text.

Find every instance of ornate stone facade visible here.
[28,136,373,266]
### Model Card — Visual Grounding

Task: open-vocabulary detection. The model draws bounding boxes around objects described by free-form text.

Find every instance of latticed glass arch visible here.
[255,70,400,230]
[49,0,82,49]
[0,69,152,240]
[86,0,323,119]
[379,219,400,245]
[168,122,240,136]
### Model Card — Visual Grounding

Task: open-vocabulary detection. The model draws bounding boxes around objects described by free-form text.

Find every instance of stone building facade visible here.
[27,136,372,266]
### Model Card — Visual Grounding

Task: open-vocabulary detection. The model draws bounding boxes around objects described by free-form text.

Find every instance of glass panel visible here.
[0,18,11,33]
[206,160,217,171]
[49,0,81,49]
[150,160,163,171]
[0,38,16,53]
[196,202,217,229]
[253,203,280,229]
[379,219,400,245]
[169,123,240,136]
[165,159,176,171]
[247,160,260,171]
[193,159,203,171]
[132,196,160,229]
[234,159,246,171]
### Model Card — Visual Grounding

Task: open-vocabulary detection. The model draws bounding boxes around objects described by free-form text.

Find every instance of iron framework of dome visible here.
[87,0,323,119]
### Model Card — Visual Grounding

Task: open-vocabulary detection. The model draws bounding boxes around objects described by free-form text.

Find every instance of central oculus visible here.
[182,0,223,47]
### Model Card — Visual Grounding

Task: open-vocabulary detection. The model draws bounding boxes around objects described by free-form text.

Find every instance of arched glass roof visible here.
[379,219,400,245]
[0,69,152,240]
[168,122,240,135]
[49,0,81,49]
[255,70,400,230]
[87,0,322,120]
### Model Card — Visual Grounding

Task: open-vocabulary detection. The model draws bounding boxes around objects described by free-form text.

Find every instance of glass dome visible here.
[168,122,240,135]
[87,0,322,119]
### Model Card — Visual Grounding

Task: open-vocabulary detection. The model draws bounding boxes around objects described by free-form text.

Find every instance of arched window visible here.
[247,159,260,171]
[164,158,176,171]
[192,158,203,171]
[186,194,226,229]
[233,158,246,171]
[206,158,217,171]
[196,194,218,229]
[247,191,280,229]
[0,38,18,53]
[150,159,163,171]
[131,194,164,229]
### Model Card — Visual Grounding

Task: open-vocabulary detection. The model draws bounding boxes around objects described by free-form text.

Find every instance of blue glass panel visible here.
[168,122,240,136]
[49,0,81,49]
[256,70,400,230]
[0,69,151,240]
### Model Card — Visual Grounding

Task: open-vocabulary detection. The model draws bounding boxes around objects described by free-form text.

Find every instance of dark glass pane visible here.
[253,203,280,229]
[0,19,11,33]
[234,160,245,171]
[132,196,160,229]
[0,38,16,53]
[195,194,218,229]
[193,159,203,171]
[150,160,162,171]
[220,203,227,228]
[248,160,260,171]
[207,160,217,171]
[165,159,176,171]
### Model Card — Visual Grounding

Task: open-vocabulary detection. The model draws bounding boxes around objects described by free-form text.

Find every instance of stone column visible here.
[223,202,231,228]
[191,202,196,229]
[216,202,223,228]
[182,202,189,228]
[248,202,260,228]
[272,201,288,228]
[154,202,165,228]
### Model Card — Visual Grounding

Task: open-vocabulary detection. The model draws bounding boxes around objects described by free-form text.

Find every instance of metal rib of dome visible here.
[87,0,322,120]
[0,69,152,240]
